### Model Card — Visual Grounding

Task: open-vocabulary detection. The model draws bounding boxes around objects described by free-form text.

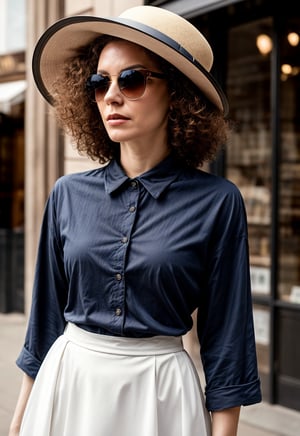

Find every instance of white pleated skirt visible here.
[20,323,211,436]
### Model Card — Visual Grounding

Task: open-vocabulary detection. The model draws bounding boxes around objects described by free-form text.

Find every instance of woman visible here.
[9,5,261,436]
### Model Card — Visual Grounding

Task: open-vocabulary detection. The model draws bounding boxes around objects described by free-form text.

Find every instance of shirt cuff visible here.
[206,378,262,411]
[16,346,42,379]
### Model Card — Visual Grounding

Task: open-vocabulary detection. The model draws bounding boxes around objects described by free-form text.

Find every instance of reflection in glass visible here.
[226,18,272,296]
[279,17,300,305]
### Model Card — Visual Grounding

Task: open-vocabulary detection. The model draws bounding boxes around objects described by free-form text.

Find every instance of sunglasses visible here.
[86,68,166,101]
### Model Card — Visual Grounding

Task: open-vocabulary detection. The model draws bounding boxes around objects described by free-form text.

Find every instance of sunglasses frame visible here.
[86,68,166,101]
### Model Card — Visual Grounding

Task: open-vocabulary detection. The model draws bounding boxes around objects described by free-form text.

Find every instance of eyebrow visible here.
[97,64,147,74]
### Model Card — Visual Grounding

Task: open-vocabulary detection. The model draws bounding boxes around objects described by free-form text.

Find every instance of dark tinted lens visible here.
[86,74,110,100]
[118,70,146,99]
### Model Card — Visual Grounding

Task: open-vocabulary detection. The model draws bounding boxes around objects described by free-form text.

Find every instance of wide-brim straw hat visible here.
[32,5,229,115]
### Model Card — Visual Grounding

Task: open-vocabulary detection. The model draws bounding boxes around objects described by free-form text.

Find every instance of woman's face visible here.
[95,40,170,147]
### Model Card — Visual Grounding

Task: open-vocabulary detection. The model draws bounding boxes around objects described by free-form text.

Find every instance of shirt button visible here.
[115,308,122,316]
[129,205,136,213]
[130,180,137,188]
[115,273,122,281]
[121,236,128,244]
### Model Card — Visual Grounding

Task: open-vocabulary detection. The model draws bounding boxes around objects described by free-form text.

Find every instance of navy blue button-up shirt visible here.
[17,154,261,411]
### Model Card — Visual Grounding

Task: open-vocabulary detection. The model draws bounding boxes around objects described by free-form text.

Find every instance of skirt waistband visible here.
[64,323,183,356]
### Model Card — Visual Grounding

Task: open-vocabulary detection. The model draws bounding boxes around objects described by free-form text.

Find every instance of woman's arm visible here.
[211,406,241,436]
[8,373,34,436]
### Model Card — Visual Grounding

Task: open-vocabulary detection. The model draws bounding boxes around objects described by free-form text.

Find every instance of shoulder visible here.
[55,165,108,188]
[50,165,108,195]
[44,165,109,212]
[177,166,243,200]
[175,168,247,233]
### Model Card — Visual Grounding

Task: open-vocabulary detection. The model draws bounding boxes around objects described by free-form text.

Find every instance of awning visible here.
[160,0,245,18]
[0,80,26,114]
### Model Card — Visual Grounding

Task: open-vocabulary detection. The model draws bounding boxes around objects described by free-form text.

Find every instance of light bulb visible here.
[256,34,272,55]
[281,64,292,75]
[287,32,299,47]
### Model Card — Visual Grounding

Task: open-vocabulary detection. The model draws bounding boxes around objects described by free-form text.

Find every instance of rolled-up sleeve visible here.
[197,187,261,411]
[16,189,68,378]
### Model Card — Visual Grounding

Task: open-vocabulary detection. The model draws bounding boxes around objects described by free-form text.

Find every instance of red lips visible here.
[107,113,129,120]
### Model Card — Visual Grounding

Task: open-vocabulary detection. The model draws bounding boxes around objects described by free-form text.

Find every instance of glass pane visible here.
[276,309,300,409]
[279,17,300,305]
[253,304,270,400]
[226,18,272,296]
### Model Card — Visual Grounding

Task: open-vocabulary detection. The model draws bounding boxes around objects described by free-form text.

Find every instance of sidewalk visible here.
[0,313,25,436]
[1,313,300,436]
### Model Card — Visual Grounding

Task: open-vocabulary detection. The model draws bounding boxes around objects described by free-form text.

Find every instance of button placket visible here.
[128,181,138,214]
[111,180,139,328]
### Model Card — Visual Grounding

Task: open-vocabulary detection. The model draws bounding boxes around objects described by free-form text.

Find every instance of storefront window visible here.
[278,17,300,305]
[0,107,24,313]
[225,18,273,400]
[226,18,272,298]
[253,303,271,397]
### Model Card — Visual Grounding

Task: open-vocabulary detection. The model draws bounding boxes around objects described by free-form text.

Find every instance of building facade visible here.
[0,0,299,414]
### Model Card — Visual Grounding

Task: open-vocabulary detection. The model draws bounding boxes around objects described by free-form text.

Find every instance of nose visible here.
[103,78,123,104]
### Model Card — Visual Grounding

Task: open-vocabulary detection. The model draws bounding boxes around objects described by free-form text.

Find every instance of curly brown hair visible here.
[52,35,230,168]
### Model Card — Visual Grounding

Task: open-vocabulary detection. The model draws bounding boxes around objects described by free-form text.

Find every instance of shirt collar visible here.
[104,154,181,199]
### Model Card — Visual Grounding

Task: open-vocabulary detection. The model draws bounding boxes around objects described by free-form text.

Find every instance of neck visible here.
[120,141,169,178]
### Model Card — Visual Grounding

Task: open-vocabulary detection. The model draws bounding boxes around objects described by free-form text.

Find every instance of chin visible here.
[108,133,137,143]
[109,136,127,144]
